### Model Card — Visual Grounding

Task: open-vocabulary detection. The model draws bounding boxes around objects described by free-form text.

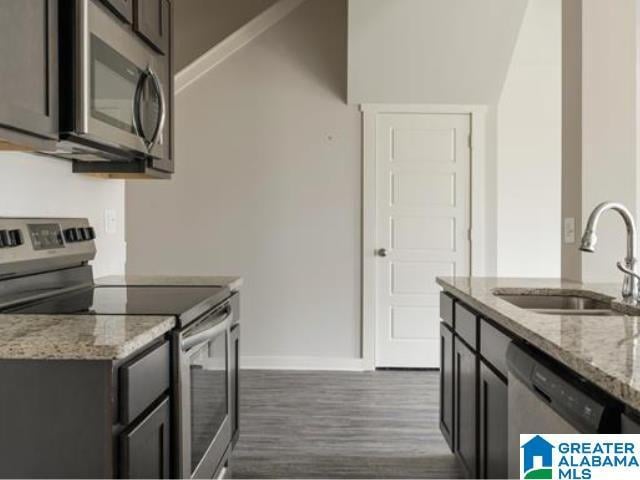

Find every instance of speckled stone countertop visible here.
[0,275,241,361]
[437,276,640,411]
[96,275,243,291]
[0,314,175,360]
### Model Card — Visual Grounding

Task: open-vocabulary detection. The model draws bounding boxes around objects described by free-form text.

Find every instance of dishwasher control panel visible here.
[531,364,605,431]
[507,342,620,433]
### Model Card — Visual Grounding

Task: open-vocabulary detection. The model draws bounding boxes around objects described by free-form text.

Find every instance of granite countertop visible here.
[0,314,175,360]
[0,275,242,361]
[96,274,243,291]
[437,276,640,412]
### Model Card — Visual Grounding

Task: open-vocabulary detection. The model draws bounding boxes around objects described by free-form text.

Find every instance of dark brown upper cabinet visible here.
[134,0,171,54]
[99,0,133,23]
[0,0,58,150]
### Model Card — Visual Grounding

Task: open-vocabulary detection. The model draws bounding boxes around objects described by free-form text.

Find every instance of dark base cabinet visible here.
[440,293,513,480]
[454,336,478,478]
[479,362,508,479]
[439,323,454,450]
[0,340,171,478]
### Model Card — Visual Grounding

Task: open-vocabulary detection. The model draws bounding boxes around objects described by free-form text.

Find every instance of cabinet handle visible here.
[482,379,488,479]
[455,352,461,450]
[159,423,165,478]
[440,335,445,427]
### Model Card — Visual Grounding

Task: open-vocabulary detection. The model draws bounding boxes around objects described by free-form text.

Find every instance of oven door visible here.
[177,301,233,479]
[72,0,168,160]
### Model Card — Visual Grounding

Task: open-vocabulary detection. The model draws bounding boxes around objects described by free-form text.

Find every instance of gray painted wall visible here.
[561,0,582,281]
[174,0,278,72]
[561,0,639,283]
[496,0,561,277]
[347,0,528,104]
[126,0,362,363]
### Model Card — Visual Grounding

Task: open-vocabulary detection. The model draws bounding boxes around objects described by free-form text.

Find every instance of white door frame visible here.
[361,104,489,371]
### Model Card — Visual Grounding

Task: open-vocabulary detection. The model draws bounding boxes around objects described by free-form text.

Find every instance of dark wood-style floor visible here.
[229,370,463,479]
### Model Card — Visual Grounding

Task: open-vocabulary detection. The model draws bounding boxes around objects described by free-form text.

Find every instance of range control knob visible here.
[0,230,8,248]
[64,228,77,243]
[85,227,96,240]
[9,230,23,246]
[75,227,85,241]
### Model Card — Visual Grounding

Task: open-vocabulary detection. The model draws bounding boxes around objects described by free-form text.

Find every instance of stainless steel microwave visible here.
[55,0,172,172]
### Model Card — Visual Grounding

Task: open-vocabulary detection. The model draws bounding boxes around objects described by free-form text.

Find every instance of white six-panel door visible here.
[375,113,471,368]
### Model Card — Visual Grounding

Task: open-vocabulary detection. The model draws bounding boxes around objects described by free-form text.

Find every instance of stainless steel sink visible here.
[493,292,618,316]
[495,294,610,310]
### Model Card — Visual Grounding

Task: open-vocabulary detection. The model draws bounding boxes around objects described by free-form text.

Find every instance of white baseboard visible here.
[241,355,368,371]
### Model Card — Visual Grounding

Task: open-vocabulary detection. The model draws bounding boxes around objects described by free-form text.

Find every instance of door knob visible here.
[376,248,389,257]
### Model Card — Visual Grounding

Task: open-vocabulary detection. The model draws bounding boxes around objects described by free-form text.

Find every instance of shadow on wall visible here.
[173,0,279,72]
[279,0,348,102]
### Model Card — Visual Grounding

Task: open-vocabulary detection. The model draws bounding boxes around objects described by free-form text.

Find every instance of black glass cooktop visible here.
[9,286,230,327]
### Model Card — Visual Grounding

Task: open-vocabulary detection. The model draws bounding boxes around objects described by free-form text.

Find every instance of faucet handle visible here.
[617,261,640,281]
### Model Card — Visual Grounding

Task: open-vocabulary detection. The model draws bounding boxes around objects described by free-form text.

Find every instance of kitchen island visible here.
[437,276,640,479]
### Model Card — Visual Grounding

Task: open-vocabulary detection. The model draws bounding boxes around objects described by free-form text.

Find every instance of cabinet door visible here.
[134,0,170,53]
[479,362,508,479]
[0,0,58,140]
[439,323,454,451]
[454,337,478,478]
[99,0,133,23]
[120,397,171,479]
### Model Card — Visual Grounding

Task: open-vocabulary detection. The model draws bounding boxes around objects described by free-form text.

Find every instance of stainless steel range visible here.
[0,217,239,479]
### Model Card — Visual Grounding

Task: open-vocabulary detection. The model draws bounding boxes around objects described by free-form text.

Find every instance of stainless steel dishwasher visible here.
[506,342,621,478]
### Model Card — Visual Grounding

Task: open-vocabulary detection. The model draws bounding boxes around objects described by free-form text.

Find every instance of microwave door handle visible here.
[147,68,166,149]
[182,311,232,353]
[132,71,146,143]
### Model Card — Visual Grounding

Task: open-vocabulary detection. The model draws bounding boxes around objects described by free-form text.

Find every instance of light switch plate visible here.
[104,209,117,235]
[564,217,576,244]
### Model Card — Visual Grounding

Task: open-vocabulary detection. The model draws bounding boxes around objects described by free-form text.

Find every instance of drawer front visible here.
[479,319,511,378]
[454,302,477,350]
[120,341,170,424]
[439,292,455,328]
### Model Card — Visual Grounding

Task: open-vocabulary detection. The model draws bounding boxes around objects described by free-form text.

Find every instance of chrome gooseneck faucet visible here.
[580,201,640,302]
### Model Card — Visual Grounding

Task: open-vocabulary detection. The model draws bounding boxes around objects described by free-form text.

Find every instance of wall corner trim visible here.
[175,0,307,95]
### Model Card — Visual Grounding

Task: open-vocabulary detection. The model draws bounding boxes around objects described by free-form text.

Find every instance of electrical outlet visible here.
[104,209,117,235]
[564,217,576,244]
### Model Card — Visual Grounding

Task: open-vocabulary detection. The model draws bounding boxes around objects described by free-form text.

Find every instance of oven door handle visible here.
[182,310,232,353]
